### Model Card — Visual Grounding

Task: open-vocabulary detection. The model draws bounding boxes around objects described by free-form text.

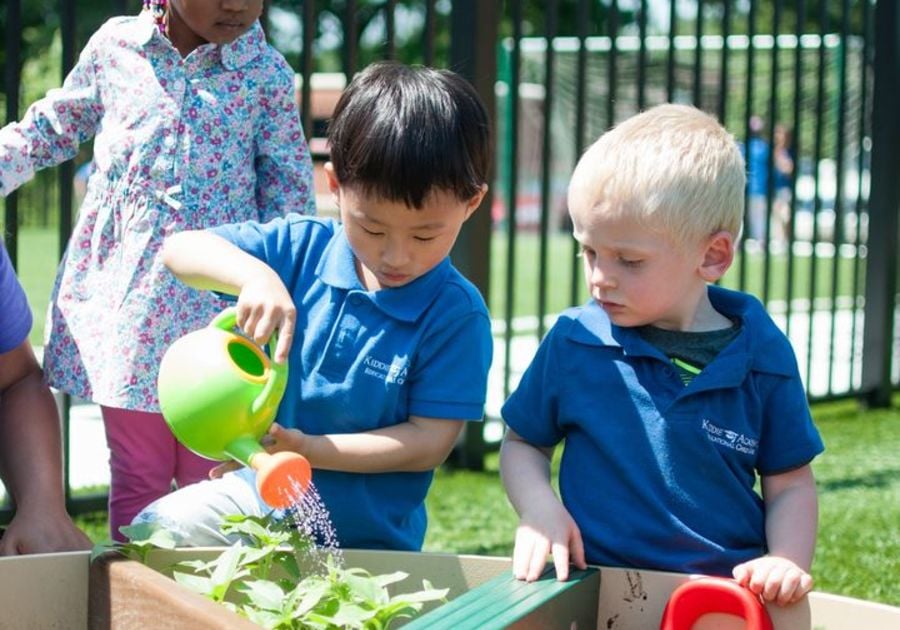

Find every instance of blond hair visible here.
[568,104,746,247]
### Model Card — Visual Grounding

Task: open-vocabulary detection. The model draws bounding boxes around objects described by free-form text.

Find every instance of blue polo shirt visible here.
[0,243,32,353]
[211,215,493,550]
[502,285,823,576]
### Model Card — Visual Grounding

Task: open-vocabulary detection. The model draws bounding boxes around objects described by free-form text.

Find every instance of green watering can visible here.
[158,307,311,509]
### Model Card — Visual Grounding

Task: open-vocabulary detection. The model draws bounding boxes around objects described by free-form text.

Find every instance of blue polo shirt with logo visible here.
[211,215,492,551]
[0,243,32,353]
[501,285,823,576]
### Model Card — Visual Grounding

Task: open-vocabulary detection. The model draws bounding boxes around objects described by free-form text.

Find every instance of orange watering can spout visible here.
[251,451,313,509]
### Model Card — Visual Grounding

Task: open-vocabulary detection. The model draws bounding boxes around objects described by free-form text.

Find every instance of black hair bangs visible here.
[327,62,490,209]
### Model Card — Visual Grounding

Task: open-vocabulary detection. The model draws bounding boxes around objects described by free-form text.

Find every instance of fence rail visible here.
[2,0,898,521]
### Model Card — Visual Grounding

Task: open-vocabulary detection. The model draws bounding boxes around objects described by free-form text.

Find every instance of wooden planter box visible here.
[1,549,899,629]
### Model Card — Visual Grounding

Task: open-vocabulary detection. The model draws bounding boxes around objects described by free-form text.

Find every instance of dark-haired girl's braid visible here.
[142,0,168,32]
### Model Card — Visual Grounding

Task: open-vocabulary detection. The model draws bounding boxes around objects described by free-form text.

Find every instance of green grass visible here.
[9,227,61,346]
[809,401,900,605]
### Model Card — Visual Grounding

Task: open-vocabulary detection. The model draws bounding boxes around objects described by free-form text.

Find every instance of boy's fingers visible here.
[761,566,786,602]
[239,305,261,339]
[777,570,812,605]
[550,542,570,581]
[570,529,587,569]
[210,461,240,479]
[527,539,550,582]
[798,572,813,596]
[275,311,295,363]
[512,532,531,580]
[732,563,750,585]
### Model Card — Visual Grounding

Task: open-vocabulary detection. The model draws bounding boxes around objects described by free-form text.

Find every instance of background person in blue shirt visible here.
[0,243,91,554]
[134,61,493,551]
[500,104,823,606]
[743,114,771,242]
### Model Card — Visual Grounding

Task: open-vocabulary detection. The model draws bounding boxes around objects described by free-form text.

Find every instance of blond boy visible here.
[500,104,823,606]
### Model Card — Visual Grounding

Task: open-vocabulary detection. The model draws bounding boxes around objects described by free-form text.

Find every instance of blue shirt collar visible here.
[316,225,452,323]
[132,12,267,70]
[567,285,795,378]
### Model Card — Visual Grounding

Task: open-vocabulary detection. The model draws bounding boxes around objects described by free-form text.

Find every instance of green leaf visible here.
[344,573,387,604]
[235,579,286,612]
[240,606,284,628]
[373,571,409,588]
[90,539,119,561]
[120,523,177,549]
[221,515,274,542]
[172,571,214,596]
[330,603,375,626]
[391,587,450,604]
[205,543,247,601]
[290,579,330,617]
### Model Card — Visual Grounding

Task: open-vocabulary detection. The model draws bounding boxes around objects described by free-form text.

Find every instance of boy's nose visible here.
[382,240,411,268]
[221,0,250,11]
[589,263,615,289]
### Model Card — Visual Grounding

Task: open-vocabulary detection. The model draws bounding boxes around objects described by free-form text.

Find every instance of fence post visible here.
[861,0,900,407]
[449,0,499,470]
[3,0,21,264]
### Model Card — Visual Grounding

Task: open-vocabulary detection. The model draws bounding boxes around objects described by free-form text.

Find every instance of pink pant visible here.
[101,406,215,542]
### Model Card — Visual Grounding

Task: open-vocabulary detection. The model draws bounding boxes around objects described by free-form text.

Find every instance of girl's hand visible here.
[235,270,296,363]
[732,555,813,605]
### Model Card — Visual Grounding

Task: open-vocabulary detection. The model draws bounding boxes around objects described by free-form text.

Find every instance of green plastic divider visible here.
[404,566,598,630]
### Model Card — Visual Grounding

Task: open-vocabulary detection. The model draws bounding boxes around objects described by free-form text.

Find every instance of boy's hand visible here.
[513,502,586,583]
[209,423,309,479]
[235,271,296,363]
[732,556,813,605]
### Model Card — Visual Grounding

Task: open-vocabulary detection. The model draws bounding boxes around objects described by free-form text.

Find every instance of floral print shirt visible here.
[0,13,315,411]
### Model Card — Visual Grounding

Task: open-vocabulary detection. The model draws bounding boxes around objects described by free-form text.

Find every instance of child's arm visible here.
[0,341,92,554]
[499,428,586,582]
[162,230,296,362]
[211,416,464,481]
[253,60,316,218]
[266,416,464,472]
[732,464,818,605]
[0,34,102,196]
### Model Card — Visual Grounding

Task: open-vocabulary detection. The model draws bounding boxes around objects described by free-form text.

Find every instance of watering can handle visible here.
[210,308,288,416]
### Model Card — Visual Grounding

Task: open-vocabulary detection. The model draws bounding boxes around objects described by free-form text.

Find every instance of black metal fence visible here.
[1,1,898,520]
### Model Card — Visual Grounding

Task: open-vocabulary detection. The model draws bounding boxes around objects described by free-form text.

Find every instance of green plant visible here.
[93,514,448,629]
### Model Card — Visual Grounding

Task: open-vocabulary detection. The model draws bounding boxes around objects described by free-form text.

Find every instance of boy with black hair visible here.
[135,61,493,551]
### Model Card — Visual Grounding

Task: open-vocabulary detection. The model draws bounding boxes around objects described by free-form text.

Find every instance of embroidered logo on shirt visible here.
[701,418,758,455]
[363,355,408,385]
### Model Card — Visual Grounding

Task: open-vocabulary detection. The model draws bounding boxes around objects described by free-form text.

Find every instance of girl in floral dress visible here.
[0,0,316,540]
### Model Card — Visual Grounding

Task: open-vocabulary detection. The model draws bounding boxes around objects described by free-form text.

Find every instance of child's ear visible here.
[698,230,735,282]
[464,184,489,219]
[324,162,341,197]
